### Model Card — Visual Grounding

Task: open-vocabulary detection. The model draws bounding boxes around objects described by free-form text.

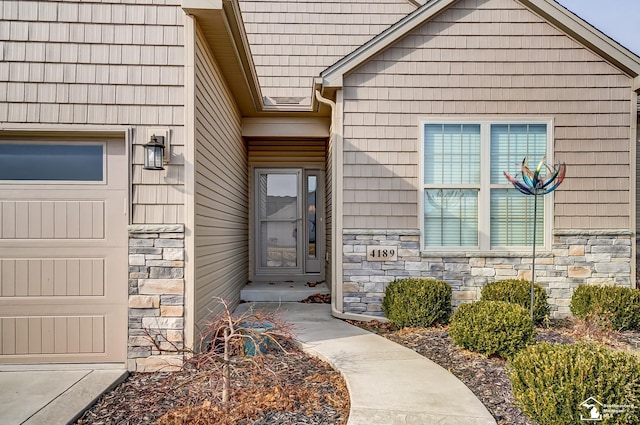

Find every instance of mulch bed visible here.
[76,345,349,425]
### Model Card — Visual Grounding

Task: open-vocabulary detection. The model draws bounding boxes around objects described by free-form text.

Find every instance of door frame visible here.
[252,167,324,282]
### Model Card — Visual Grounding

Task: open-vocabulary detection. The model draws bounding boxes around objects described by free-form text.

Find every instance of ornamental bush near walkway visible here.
[449,300,534,359]
[509,342,640,425]
[570,285,640,331]
[481,279,549,325]
[382,278,451,328]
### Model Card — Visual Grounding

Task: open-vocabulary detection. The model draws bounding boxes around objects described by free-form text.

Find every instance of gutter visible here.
[314,90,388,323]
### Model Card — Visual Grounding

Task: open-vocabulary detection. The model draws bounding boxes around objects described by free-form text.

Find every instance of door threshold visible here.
[241,281,330,302]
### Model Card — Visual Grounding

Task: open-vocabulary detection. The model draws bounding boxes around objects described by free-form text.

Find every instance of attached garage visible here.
[0,135,128,364]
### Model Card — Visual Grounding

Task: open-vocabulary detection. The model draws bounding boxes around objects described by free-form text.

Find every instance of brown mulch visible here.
[349,318,640,425]
[300,293,331,303]
[76,346,349,425]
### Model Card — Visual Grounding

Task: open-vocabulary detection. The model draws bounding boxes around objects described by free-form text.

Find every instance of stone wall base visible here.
[128,224,185,372]
[343,229,633,318]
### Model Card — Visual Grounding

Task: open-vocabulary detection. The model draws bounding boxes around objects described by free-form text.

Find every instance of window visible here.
[0,143,104,181]
[421,121,550,250]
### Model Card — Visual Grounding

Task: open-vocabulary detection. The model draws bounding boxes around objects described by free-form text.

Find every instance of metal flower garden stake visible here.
[504,157,566,322]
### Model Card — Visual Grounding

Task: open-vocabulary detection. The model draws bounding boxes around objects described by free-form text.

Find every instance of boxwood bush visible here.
[509,342,640,425]
[570,285,640,331]
[481,279,550,325]
[382,278,451,328]
[448,300,534,358]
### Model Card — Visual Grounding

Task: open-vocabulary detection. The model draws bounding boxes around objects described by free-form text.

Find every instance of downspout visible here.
[315,89,387,322]
[632,87,639,289]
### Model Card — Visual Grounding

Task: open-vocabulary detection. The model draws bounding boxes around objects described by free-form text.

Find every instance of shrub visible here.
[481,279,549,324]
[570,285,640,331]
[382,278,451,327]
[449,300,534,358]
[509,342,640,425]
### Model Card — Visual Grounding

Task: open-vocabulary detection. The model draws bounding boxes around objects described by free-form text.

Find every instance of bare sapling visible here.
[194,297,293,405]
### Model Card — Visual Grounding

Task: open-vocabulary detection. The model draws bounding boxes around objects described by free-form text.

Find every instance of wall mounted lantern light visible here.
[144,134,166,170]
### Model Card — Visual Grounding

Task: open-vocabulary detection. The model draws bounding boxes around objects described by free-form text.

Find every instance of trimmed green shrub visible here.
[382,278,451,327]
[481,279,550,325]
[449,300,534,358]
[570,285,640,331]
[509,342,640,425]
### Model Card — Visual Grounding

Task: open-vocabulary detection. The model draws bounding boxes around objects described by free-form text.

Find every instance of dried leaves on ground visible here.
[77,346,349,425]
[349,318,640,425]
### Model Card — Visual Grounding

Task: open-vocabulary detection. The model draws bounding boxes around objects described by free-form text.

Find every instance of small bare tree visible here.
[193,298,293,404]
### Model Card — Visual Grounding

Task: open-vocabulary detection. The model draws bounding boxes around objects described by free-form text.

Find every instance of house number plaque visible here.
[366,246,398,261]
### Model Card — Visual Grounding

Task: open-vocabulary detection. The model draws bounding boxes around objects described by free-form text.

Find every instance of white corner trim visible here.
[183,13,197,353]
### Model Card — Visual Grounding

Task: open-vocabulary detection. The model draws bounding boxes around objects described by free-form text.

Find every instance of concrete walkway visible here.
[0,302,496,425]
[0,364,127,425]
[236,302,497,425]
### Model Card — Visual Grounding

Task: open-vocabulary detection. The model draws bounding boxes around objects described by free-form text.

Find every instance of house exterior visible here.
[0,0,638,371]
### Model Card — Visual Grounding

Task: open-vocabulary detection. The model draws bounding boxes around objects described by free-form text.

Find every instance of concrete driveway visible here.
[0,365,127,425]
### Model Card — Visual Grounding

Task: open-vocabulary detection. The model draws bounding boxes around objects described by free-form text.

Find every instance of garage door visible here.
[0,138,127,364]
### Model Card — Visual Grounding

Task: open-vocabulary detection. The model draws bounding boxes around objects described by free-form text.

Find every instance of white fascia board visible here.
[182,0,222,11]
[320,0,457,89]
[0,124,129,137]
[519,0,640,77]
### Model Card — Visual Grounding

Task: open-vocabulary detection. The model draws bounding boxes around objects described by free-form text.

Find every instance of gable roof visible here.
[318,0,640,92]
[238,0,418,106]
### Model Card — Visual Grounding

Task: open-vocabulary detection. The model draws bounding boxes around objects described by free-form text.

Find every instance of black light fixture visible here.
[144,135,165,170]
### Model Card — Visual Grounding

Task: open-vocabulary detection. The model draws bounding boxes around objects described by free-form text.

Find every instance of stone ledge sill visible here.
[421,251,553,258]
[128,224,185,234]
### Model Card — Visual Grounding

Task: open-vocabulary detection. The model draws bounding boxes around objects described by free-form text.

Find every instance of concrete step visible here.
[240,281,330,302]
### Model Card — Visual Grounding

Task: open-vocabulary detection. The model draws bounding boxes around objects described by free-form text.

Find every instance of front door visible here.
[254,168,323,281]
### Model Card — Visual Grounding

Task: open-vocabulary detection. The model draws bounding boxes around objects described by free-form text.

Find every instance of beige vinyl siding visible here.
[0,0,185,224]
[248,140,326,167]
[193,25,248,325]
[238,0,416,102]
[325,136,334,289]
[342,0,635,230]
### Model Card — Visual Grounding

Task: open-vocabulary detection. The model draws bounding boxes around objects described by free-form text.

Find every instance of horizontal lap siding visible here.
[194,27,248,325]
[342,0,634,230]
[238,0,416,101]
[326,137,334,288]
[0,0,185,224]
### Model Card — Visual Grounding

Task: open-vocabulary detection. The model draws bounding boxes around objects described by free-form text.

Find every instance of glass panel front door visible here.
[255,168,323,279]
[257,170,301,272]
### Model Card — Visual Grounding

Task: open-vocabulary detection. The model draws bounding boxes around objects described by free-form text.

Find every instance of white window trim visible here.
[418,118,554,253]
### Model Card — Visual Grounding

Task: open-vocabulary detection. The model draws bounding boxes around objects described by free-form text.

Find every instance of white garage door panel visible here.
[0,200,105,239]
[0,138,127,364]
[1,316,105,356]
[0,258,105,297]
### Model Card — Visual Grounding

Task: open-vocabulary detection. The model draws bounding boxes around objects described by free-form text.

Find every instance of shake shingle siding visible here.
[238,0,416,102]
[0,0,185,224]
[342,0,634,230]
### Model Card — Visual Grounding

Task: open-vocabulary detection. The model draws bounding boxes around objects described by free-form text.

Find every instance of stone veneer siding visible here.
[128,224,185,372]
[343,229,633,318]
